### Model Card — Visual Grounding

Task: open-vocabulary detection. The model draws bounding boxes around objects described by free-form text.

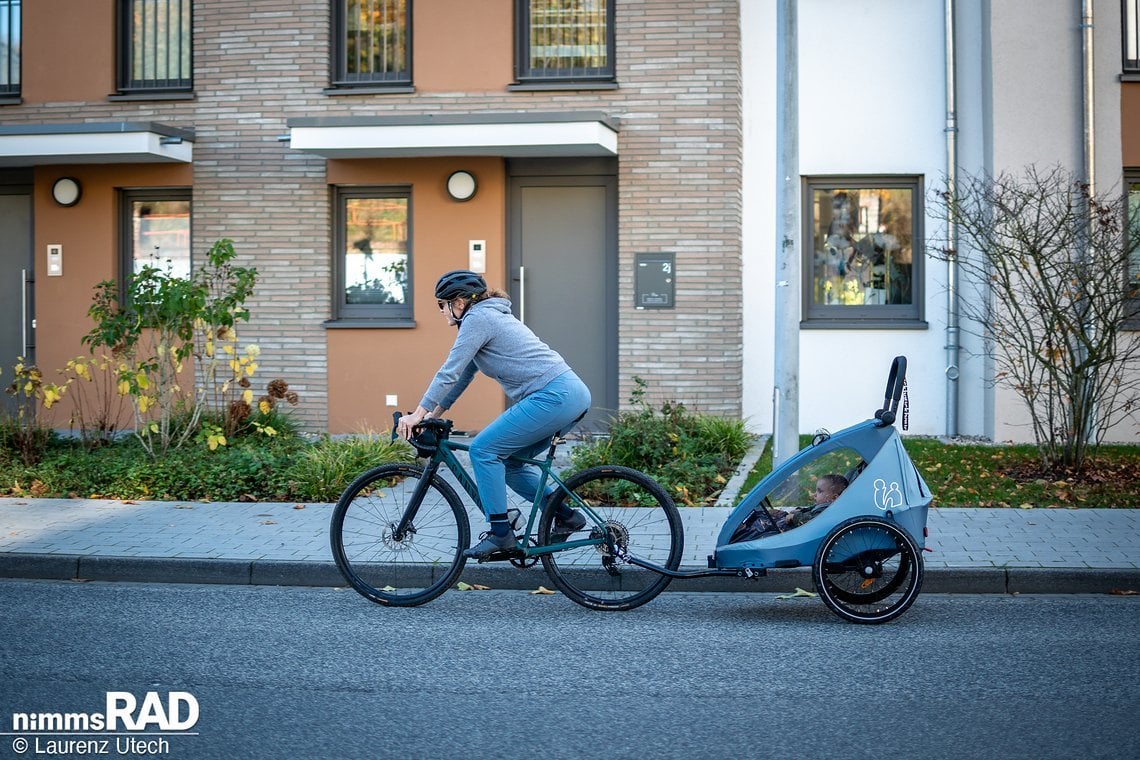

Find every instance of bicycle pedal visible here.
[476,548,525,564]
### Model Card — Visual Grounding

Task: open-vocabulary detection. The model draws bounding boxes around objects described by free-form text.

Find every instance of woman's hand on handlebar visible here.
[396,405,443,440]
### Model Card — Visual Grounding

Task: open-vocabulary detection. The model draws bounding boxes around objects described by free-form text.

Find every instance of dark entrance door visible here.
[508,161,617,430]
[0,184,34,413]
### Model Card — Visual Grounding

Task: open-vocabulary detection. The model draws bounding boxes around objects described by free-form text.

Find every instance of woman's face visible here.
[438,297,468,326]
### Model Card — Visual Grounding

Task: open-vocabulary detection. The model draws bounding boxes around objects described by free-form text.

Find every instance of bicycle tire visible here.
[538,466,683,611]
[330,463,469,607]
[812,516,923,624]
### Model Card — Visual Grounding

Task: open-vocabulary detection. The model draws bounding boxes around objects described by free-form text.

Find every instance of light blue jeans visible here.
[468,370,591,520]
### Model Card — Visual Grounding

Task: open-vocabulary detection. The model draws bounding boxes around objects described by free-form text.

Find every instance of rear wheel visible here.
[330,463,469,607]
[812,517,923,624]
[539,466,683,611]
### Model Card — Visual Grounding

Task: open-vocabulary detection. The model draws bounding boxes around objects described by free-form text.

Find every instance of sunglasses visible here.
[437,299,451,310]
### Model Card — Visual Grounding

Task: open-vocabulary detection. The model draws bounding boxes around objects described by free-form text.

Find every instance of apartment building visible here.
[1,1,1136,443]
[0,0,742,433]
[743,0,1137,442]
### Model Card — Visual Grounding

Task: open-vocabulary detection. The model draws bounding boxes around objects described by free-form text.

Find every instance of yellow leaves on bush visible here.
[242,389,254,405]
[258,400,272,414]
[41,384,65,409]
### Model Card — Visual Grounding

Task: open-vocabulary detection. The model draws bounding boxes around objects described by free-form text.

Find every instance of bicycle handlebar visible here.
[391,412,454,456]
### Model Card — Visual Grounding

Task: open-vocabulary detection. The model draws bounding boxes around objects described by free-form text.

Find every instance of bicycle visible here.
[329,413,684,611]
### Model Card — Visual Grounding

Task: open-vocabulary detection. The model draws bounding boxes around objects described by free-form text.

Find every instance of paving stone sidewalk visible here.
[1,496,1137,594]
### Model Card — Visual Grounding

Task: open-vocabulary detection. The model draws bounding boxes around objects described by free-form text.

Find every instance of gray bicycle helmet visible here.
[434,270,487,301]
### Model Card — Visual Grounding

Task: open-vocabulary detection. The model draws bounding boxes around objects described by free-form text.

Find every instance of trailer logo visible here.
[873,479,903,510]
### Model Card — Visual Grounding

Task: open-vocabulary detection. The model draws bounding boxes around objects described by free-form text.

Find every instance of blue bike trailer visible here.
[712,357,932,573]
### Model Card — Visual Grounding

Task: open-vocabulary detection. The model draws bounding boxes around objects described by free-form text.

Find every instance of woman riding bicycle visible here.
[396,269,592,559]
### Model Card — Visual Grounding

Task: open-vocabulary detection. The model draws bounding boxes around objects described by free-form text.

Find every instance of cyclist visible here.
[396,269,592,559]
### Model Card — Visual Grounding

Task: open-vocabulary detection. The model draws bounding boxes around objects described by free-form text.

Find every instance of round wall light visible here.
[446,170,477,202]
[51,177,82,207]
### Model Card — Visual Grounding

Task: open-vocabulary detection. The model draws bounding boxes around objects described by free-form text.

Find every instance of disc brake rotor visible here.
[382,522,416,551]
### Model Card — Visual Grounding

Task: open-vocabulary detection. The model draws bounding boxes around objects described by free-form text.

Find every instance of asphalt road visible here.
[1,580,1137,760]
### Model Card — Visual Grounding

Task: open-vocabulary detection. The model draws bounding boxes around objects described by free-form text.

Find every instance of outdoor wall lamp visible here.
[446,170,477,202]
[51,177,82,207]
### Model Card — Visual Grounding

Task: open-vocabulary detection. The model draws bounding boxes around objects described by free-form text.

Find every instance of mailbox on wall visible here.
[635,252,674,309]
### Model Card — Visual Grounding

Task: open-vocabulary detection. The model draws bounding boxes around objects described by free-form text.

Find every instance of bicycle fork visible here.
[392,459,444,541]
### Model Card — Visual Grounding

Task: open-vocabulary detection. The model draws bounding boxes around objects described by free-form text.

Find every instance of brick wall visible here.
[7,0,742,428]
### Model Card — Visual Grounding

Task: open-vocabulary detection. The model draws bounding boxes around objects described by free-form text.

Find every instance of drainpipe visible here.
[1082,0,1095,198]
[944,0,961,437]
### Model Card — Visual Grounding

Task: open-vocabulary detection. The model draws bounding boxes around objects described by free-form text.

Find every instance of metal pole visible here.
[944,0,961,437]
[772,0,800,467]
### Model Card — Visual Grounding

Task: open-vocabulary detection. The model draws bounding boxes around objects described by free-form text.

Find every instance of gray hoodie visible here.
[420,297,571,411]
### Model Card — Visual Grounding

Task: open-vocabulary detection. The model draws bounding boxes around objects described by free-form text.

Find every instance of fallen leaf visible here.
[238,494,258,503]
[775,587,817,599]
[121,500,137,505]
[293,504,305,510]
[174,505,194,510]
[1108,589,1138,596]
[530,586,557,595]
[456,582,492,591]
[260,520,276,525]
[381,585,397,592]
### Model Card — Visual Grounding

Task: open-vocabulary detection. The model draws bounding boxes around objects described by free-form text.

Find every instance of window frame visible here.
[332,185,414,325]
[514,0,615,85]
[118,187,193,296]
[0,0,19,99]
[330,0,413,90]
[116,0,193,95]
[801,175,926,328]
[1125,0,1140,74]
[1125,171,1140,328]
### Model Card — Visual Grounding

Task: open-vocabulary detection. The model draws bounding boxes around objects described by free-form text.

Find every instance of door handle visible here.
[21,268,28,358]
[519,265,526,325]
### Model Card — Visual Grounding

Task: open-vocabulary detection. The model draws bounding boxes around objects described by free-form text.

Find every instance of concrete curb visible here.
[3,552,1138,595]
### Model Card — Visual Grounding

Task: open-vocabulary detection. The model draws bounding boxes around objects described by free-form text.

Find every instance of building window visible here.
[334,188,412,321]
[332,0,411,87]
[516,0,613,83]
[1127,176,1140,322]
[1126,0,1140,71]
[0,0,18,97]
[803,177,925,326]
[121,189,192,284]
[117,0,192,93]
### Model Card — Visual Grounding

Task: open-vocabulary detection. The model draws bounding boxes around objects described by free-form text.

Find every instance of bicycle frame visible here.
[401,435,607,559]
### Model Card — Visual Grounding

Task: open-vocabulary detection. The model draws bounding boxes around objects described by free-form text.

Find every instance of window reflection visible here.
[344,197,408,305]
[132,199,190,278]
[811,187,913,307]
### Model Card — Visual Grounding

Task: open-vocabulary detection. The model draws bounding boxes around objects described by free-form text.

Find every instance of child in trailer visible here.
[729,474,849,543]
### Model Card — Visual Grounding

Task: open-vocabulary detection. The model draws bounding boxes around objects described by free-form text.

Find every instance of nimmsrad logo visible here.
[11,692,199,732]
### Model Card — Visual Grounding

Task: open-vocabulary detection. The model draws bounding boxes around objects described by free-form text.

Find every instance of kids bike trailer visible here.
[648,356,932,623]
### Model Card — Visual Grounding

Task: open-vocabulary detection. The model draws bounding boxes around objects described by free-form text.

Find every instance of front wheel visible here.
[812,517,923,624]
[330,463,469,607]
[539,466,683,611]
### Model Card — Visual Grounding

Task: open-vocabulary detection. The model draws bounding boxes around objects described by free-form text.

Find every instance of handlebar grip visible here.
[391,411,402,443]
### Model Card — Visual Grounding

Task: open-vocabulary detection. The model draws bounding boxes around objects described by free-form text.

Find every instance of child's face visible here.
[814,481,837,505]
